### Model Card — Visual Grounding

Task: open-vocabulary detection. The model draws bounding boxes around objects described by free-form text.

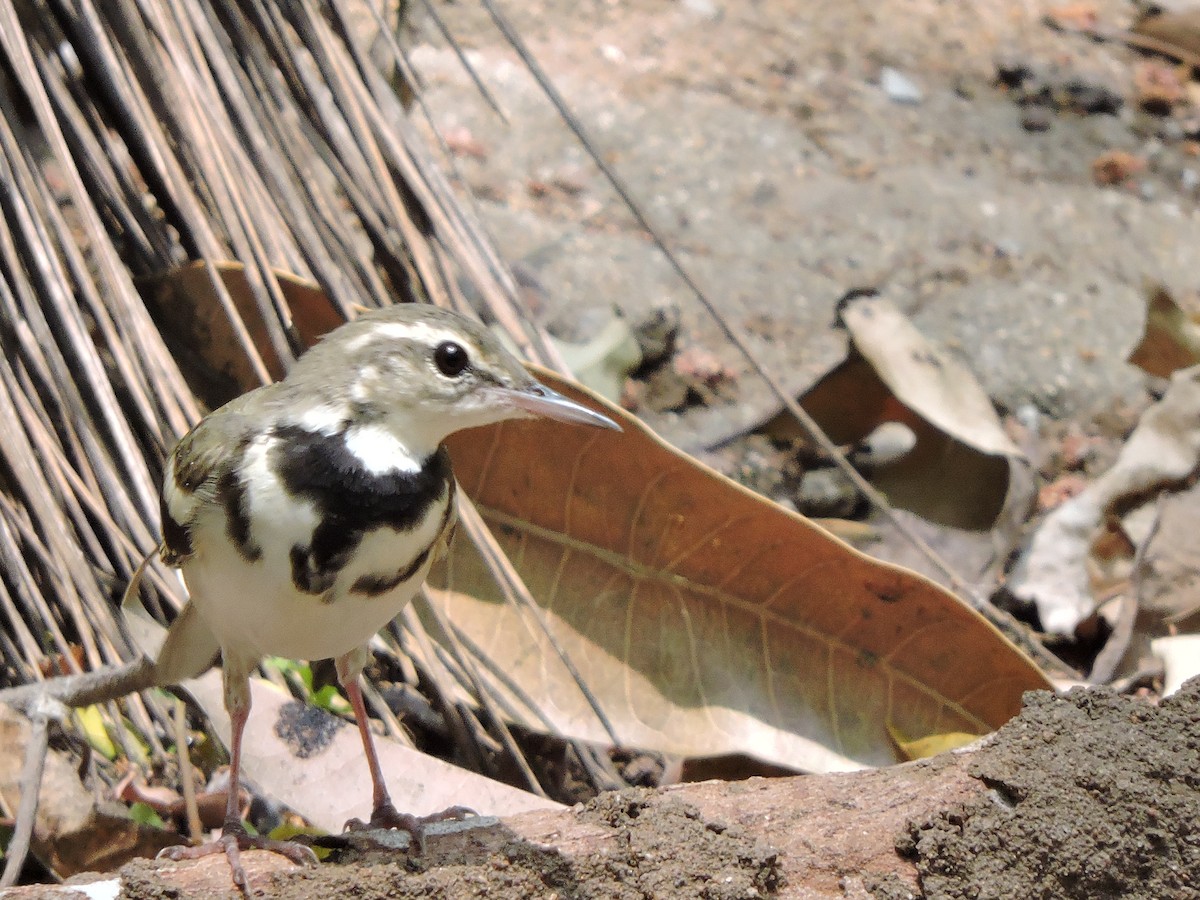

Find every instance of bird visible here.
[150,303,619,891]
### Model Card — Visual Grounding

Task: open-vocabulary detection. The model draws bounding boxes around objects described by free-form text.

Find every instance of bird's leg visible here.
[158,658,316,893]
[336,649,474,850]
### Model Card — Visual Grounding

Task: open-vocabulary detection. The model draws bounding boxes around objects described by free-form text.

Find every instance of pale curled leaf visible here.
[1010,366,1200,636]
[765,293,1024,531]
[839,294,1020,459]
[434,369,1050,772]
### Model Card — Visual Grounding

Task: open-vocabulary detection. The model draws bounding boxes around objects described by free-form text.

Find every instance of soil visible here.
[21,679,1191,898]
[899,681,1200,900]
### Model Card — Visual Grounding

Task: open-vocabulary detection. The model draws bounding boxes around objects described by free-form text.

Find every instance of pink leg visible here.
[159,660,316,894]
[336,650,473,849]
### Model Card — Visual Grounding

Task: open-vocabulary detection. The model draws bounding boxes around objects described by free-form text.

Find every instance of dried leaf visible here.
[0,706,180,878]
[767,294,1023,531]
[144,262,344,407]
[1128,283,1200,378]
[886,723,982,761]
[1009,366,1200,635]
[840,295,1020,459]
[1134,480,1200,628]
[1133,9,1200,61]
[436,369,1050,772]
[1092,150,1146,187]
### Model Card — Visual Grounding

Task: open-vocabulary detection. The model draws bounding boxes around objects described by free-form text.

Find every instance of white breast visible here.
[181,457,450,664]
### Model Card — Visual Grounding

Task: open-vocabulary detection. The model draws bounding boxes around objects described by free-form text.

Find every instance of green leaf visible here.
[310,684,351,716]
[128,801,165,829]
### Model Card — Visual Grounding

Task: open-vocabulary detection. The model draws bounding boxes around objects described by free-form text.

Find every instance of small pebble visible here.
[1020,106,1053,133]
[995,59,1034,89]
[880,67,923,105]
[796,468,860,519]
[682,0,721,20]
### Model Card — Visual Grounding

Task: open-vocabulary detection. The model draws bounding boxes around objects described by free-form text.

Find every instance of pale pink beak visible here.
[498,383,621,430]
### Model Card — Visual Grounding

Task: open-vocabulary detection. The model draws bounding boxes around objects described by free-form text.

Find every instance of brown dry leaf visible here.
[144,262,344,406]
[0,705,180,877]
[1133,9,1200,61]
[1128,283,1200,378]
[435,369,1049,772]
[153,264,1049,774]
[1092,149,1146,187]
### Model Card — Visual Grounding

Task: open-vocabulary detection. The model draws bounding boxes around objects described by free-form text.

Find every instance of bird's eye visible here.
[434,341,470,377]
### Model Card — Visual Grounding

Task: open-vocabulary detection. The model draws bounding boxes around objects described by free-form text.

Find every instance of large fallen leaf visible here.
[150,263,1050,775]
[435,369,1050,772]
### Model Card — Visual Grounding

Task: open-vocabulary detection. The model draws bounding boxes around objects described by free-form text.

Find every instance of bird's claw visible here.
[158,821,317,895]
[343,801,477,852]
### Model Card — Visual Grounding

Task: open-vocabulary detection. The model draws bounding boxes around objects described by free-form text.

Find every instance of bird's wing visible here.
[159,390,267,567]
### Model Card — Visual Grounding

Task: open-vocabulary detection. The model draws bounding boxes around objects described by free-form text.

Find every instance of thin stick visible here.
[457,498,621,747]
[417,587,547,797]
[173,697,203,843]
[0,697,63,888]
[478,0,976,599]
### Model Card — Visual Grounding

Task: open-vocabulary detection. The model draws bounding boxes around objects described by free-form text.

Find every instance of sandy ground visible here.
[410,0,1193,452]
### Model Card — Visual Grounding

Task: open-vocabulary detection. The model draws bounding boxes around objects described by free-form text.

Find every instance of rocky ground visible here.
[410,0,1194,454]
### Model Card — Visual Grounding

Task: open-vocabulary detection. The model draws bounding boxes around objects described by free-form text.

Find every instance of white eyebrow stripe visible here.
[342,321,468,354]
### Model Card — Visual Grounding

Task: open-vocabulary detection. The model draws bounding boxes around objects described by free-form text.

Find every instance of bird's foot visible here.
[158,820,318,895]
[344,801,476,852]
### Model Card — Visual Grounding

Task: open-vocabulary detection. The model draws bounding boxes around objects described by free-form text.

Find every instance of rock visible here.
[1020,106,1053,132]
[681,0,721,21]
[880,67,923,105]
[796,467,860,519]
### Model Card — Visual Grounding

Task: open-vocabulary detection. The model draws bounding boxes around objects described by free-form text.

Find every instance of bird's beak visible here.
[500,383,622,430]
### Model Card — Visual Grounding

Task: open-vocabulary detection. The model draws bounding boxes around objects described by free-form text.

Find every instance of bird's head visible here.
[290,304,618,455]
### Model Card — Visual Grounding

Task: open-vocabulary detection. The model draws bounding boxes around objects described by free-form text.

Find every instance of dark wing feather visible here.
[158,389,274,567]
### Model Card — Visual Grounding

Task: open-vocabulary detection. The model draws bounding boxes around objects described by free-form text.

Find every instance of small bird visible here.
[151,303,618,890]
